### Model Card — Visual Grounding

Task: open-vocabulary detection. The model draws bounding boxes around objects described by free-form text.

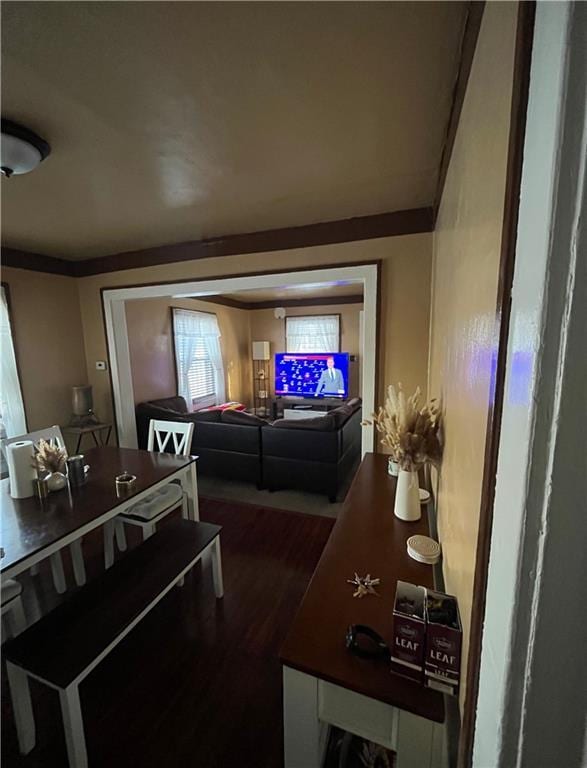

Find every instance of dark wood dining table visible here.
[0,446,199,580]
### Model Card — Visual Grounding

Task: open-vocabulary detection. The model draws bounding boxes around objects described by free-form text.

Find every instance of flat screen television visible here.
[274,352,350,399]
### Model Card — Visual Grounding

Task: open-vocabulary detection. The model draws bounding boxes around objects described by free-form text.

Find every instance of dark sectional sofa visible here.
[135,396,362,502]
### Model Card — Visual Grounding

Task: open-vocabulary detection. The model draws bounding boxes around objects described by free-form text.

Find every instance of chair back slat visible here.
[1,426,67,458]
[147,420,194,457]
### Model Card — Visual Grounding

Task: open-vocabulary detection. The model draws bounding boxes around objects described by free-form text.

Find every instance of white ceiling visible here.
[1,2,466,260]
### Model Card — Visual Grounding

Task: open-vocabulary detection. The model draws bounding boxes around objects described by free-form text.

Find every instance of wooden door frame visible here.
[458,3,536,765]
[102,262,378,454]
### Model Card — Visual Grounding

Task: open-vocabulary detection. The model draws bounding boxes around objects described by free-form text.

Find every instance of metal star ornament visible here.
[346,572,381,598]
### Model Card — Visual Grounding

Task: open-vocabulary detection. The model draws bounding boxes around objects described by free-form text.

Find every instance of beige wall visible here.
[428,2,518,711]
[249,303,363,398]
[125,297,251,406]
[76,233,433,446]
[2,266,88,431]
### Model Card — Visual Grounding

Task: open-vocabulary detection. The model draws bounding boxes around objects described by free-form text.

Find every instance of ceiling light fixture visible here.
[1,118,51,178]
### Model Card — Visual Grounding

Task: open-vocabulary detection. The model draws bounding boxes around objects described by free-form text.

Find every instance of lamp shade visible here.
[252,341,270,361]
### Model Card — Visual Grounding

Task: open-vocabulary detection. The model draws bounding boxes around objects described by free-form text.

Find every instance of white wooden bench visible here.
[4,518,223,768]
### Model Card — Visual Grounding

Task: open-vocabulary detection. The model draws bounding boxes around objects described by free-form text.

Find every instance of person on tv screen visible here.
[314,356,344,396]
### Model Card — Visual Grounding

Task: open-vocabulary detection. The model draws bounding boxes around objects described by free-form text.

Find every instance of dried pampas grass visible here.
[33,439,67,474]
[362,384,441,472]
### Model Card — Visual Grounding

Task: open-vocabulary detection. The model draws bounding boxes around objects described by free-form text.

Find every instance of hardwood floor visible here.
[1,499,334,767]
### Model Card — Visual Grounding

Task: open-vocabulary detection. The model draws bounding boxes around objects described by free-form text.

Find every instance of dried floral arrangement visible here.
[33,439,67,474]
[362,383,441,472]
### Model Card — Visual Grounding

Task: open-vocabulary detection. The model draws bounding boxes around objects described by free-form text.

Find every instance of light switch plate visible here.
[96,360,107,371]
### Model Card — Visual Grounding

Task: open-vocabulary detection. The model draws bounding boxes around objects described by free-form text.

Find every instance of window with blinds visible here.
[172,308,220,409]
[186,338,215,407]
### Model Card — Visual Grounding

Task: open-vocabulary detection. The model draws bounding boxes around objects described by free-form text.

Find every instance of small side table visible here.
[62,423,112,454]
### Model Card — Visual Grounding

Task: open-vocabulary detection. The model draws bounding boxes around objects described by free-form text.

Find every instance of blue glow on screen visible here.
[274,353,350,399]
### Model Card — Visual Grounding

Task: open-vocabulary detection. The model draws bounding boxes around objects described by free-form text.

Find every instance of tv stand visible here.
[272,397,345,420]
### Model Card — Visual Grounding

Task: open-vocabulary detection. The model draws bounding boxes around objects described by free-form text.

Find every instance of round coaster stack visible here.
[407,535,441,565]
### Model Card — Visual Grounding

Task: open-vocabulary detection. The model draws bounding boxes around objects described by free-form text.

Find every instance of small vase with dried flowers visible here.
[362,384,441,521]
[33,439,68,492]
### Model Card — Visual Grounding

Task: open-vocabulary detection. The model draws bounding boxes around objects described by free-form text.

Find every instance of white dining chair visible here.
[1,426,86,593]
[103,420,194,567]
[1,579,26,639]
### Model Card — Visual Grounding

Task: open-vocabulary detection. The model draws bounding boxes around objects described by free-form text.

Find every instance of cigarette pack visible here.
[424,588,462,696]
[390,581,426,682]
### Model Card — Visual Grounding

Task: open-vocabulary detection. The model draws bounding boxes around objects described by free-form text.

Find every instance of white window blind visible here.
[0,285,27,440]
[286,315,340,353]
[172,309,226,409]
[186,338,215,405]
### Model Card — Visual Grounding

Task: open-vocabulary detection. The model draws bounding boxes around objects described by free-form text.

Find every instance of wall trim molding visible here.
[2,206,433,278]
[1,247,75,277]
[194,294,364,311]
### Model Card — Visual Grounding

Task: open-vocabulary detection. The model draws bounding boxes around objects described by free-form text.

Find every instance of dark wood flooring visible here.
[1,498,334,768]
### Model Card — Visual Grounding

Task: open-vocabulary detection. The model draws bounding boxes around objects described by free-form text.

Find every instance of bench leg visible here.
[103,520,115,569]
[6,662,36,755]
[211,538,224,599]
[50,552,67,593]
[69,540,86,587]
[60,684,88,768]
[6,597,27,636]
[115,518,127,552]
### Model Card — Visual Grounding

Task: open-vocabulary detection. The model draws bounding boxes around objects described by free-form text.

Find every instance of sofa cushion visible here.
[330,404,355,428]
[184,409,222,423]
[136,404,189,422]
[269,413,336,431]
[192,422,261,454]
[146,396,188,414]
[221,410,266,426]
[329,398,362,427]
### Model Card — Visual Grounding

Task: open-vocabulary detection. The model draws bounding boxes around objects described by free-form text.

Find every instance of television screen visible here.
[274,353,350,399]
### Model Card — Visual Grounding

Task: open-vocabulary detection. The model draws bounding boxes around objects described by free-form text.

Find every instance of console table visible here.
[62,423,112,454]
[280,453,445,768]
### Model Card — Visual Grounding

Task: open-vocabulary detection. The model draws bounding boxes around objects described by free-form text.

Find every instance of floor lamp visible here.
[252,342,271,416]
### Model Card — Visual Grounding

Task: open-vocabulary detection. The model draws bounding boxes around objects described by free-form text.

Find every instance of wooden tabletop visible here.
[280,452,444,723]
[0,446,196,575]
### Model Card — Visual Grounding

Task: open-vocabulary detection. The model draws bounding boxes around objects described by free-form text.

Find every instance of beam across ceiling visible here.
[1,206,433,278]
[194,294,364,311]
